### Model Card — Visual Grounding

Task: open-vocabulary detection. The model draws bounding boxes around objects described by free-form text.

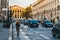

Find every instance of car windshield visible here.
[56,23,60,27]
[44,21,51,23]
[25,20,28,22]
[30,20,38,23]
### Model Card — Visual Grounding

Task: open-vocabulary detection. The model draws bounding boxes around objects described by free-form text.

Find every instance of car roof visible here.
[29,20,38,21]
[55,22,60,25]
[44,20,50,21]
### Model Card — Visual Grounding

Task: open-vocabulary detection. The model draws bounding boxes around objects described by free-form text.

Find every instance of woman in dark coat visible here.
[16,21,20,36]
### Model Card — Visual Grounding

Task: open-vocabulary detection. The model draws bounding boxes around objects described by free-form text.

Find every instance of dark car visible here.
[3,20,11,28]
[38,20,41,23]
[18,20,24,24]
[20,20,25,24]
[24,20,29,25]
[12,19,16,22]
[52,22,60,37]
[28,20,39,27]
[42,20,53,27]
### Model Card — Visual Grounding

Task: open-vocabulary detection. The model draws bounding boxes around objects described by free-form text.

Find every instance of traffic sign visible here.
[2,8,8,11]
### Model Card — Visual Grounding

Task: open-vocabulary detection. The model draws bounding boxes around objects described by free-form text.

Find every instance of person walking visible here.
[16,21,20,36]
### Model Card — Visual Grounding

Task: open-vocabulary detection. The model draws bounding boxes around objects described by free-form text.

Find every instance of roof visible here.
[10,5,24,11]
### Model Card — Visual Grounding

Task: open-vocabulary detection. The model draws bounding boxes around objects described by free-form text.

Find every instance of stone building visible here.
[0,0,2,21]
[0,0,2,12]
[0,0,8,21]
[32,0,60,21]
[10,5,24,20]
[1,0,8,20]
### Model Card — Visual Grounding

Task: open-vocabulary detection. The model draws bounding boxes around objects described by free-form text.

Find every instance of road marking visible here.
[40,34,50,39]
[30,29,33,30]
[20,29,31,40]
[24,36,31,40]
[39,28,53,30]
[20,29,27,36]
[33,31,36,32]
[8,24,12,40]
[13,25,17,38]
[35,32,39,33]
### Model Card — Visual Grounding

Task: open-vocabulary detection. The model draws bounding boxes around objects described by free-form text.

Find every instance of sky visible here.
[9,0,36,8]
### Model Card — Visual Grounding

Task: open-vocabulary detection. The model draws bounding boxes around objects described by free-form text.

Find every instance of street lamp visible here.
[57,0,60,20]
[7,10,12,20]
[42,12,43,21]
[51,10,52,21]
[55,0,57,17]
[57,5,60,20]
[44,10,46,20]
[37,12,39,20]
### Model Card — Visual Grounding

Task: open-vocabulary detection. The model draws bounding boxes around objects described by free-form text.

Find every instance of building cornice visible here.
[32,0,44,7]
[33,0,56,11]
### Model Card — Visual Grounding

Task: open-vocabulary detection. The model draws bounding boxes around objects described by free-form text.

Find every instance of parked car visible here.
[18,20,25,24]
[28,20,39,28]
[3,20,11,28]
[38,20,41,23]
[58,20,60,22]
[42,20,53,27]
[24,20,29,25]
[12,19,16,22]
[52,22,60,37]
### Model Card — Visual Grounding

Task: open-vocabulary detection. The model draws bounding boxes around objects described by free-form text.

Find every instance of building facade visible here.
[32,0,60,21]
[0,0,8,21]
[0,0,2,21]
[10,5,24,20]
[0,0,2,14]
[1,0,8,20]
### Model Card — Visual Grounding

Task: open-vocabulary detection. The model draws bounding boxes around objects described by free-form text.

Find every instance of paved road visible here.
[9,22,60,40]
[21,24,60,40]
[0,23,10,40]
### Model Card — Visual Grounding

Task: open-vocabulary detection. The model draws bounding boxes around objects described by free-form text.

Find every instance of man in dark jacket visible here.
[16,21,20,36]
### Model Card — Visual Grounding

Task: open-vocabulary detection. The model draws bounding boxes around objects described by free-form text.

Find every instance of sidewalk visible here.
[0,23,10,40]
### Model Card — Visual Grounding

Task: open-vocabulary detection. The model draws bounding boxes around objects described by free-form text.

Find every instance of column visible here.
[14,10,16,19]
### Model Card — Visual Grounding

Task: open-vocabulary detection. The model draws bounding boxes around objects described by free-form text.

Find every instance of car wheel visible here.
[52,31,56,37]
[53,34,56,37]
[42,24,44,27]
[43,25,45,27]
[28,24,30,27]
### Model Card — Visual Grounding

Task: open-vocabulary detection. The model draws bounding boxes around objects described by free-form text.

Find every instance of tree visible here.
[25,6,32,19]
[21,9,26,18]
[21,6,32,19]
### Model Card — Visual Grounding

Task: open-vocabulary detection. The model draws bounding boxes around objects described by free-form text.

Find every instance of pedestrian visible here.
[16,21,20,36]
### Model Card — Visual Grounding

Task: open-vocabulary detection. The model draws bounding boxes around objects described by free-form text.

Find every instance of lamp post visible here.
[55,0,57,18]
[42,12,43,21]
[7,10,12,21]
[37,12,39,20]
[44,10,46,20]
[51,10,52,22]
[57,0,60,20]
